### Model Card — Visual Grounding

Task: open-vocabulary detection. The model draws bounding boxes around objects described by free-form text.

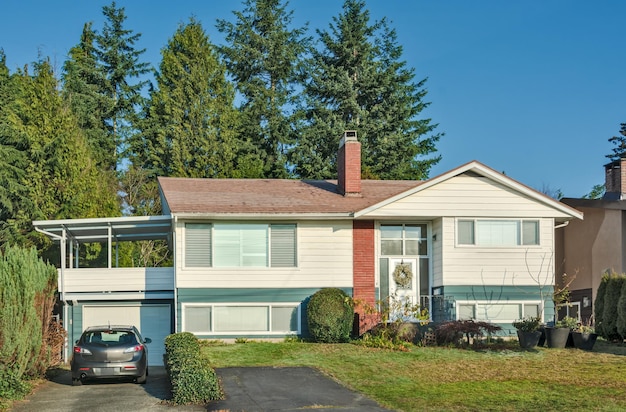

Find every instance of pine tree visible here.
[291,0,441,180]
[132,19,240,179]
[95,1,150,171]
[217,0,311,178]
[607,122,626,162]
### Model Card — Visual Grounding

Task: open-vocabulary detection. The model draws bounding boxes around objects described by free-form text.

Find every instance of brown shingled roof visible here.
[158,177,422,215]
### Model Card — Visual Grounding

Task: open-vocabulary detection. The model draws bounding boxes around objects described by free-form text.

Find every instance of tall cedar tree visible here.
[132,19,240,179]
[95,1,150,171]
[217,0,311,178]
[0,51,29,247]
[291,0,441,180]
[2,59,118,249]
[62,22,112,171]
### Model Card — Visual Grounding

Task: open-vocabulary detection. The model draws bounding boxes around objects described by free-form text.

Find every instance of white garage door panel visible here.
[83,305,171,366]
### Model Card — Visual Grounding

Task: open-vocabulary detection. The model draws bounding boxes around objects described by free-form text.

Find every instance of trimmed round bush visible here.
[307,288,354,343]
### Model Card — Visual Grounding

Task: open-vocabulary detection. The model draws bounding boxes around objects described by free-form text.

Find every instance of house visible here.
[557,158,626,323]
[34,131,582,364]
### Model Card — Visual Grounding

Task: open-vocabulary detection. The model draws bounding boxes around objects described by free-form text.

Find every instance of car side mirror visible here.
[144,337,152,344]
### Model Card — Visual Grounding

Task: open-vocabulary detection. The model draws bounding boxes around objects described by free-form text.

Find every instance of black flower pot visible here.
[545,327,570,348]
[517,330,542,349]
[572,332,598,351]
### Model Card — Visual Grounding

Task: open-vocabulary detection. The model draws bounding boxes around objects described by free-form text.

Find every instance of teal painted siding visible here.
[177,287,353,338]
[431,285,555,336]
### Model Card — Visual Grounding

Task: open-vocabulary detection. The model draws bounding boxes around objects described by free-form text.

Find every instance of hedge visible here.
[163,332,222,405]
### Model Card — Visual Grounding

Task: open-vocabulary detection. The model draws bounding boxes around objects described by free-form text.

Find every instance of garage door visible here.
[82,304,171,366]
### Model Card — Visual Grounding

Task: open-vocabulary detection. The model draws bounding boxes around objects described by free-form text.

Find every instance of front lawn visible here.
[202,339,626,412]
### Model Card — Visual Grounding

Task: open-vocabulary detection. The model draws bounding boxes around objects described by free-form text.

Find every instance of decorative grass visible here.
[202,339,626,411]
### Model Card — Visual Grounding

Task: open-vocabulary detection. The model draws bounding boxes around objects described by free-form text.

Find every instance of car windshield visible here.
[82,330,138,345]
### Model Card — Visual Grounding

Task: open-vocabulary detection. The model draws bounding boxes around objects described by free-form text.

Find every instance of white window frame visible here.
[456,300,544,323]
[456,218,540,247]
[557,302,581,321]
[183,222,297,269]
[181,302,301,335]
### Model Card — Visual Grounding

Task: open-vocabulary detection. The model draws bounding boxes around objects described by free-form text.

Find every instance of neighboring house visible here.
[557,158,626,323]
[34,132,582,364]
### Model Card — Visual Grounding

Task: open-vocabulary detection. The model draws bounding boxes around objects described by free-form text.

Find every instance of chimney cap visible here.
[340,130,358,147]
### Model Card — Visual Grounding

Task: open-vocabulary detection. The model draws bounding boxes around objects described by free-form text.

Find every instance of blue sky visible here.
[1,0,625,197]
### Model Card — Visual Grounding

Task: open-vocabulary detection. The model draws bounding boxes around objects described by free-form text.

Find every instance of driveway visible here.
[11,366,392,412]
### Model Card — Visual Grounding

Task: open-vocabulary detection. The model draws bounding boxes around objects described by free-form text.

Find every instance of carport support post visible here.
[107,224,112,269]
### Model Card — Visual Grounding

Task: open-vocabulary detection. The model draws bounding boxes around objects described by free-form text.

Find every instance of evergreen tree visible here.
[607,122,626,162]
[0,50,28,247]
[95,1,150,171]
[291,0,441,180]
[217,0,311,178]
[62,22,112,170]
[132,19,240,178]
[3,59,118,247]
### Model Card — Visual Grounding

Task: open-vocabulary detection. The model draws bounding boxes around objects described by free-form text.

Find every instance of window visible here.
[457,301,542,322]
[182,303,299,334]
[184,223,296,267]
[457,219,539,246]
[380,224,427,256]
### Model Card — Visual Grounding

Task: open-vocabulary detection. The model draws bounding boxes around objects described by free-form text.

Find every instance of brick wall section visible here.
[337,133,361,196]
[604,158,626,197]
[353,220,378,335]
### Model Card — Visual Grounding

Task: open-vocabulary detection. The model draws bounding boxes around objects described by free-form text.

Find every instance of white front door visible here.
[389,258,418,305]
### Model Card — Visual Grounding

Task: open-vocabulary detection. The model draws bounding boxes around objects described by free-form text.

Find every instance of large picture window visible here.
[182,303,300,334]
[184,223,297,267]
[457,219,539,247]
[457,301,542,323]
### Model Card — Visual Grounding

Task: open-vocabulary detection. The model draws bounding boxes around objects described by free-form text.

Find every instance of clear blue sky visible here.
[2,0,625,197]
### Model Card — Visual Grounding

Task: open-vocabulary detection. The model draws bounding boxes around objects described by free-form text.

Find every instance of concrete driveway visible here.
[11,366,392,412]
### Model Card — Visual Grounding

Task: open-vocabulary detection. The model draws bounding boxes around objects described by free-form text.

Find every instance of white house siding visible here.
[175,220,354,289]
[363,175,566,290]
[367,175,573,219]
[440,217,556,287]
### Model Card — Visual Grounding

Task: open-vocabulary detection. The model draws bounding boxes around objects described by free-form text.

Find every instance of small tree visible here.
[594,273,609,337]
[601,274,625,341]
[307,288,354,343]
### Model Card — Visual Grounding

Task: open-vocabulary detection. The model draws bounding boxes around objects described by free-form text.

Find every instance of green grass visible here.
[202,339,626,412]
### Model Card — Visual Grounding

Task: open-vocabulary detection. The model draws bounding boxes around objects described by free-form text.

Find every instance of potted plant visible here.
[571,322,598,351]
[513,316,542,348]
[545,316,577,348]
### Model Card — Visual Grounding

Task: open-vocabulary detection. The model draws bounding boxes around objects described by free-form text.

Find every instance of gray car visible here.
[70,325,151,386]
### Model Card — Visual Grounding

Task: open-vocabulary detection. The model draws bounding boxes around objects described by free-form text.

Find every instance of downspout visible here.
[173,215,178,333]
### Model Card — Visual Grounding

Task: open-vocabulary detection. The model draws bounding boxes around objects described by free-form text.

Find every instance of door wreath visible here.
[393,263,413,288]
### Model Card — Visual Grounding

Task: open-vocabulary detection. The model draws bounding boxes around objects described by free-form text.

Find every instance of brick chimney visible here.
[337,131,361,197]
[604,158,626,200]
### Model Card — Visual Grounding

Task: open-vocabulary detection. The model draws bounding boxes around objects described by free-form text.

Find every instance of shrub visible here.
[307,288,354,343]
[594,274,609,337]
[0,245,59,388]
[436,320,502,347]
[617,278,626,339]
[164,332,222,405]
[601,274,626,341]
